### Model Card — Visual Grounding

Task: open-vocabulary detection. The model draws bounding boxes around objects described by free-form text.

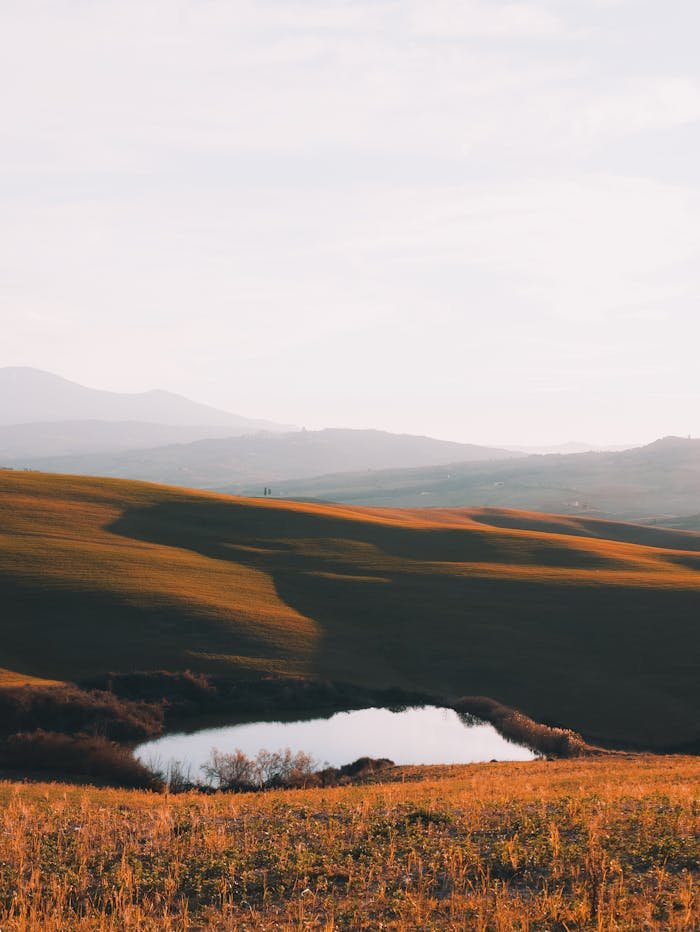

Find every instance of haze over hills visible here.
[1,470,698,750]
[0,420,286,459]
[4,368,698,529]
[0,369,517,475]
[0,367,291,435]
[7,428,518,489]
[251,436,700,529]
[504,441,640,456]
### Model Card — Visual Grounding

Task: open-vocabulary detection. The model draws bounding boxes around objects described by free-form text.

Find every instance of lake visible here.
[136,705,537,776]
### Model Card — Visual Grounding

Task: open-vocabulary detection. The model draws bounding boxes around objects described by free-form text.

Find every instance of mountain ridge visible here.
[5,427,519,488]
[0,367,292,432]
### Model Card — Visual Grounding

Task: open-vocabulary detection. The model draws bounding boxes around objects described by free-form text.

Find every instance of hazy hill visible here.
[0,367,290,432]
[0,420,287,459]
[257,436,700,527]
[506,441,638,455]
[8,428,517,489]
[1,470,698,749]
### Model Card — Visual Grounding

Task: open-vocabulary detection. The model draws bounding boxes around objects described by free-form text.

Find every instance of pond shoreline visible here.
[0,672,599,788]
[89,671,593,758]
[135,705,539,791]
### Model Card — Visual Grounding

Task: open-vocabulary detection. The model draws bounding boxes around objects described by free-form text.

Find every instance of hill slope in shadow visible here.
[0,470,698,749]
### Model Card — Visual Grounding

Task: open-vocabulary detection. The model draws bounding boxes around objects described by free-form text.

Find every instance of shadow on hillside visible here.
[470,510,700,551]
[104,498,700,748]
[0,574,289,682]
[110,498,632,570]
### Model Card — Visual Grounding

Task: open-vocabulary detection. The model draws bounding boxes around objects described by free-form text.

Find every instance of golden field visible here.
[0,755,697,929]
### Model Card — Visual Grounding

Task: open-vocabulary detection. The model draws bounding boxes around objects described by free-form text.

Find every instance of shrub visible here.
[201,747,318,791]
[201,749,256,791]
[454,697,588,757]
[0,731,162,789]
[0,685,163,741]
[197,748,394,792]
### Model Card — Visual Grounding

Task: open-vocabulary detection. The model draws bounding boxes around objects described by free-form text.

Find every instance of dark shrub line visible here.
[0,684,163,741]
[152,747,396,794]
[453,696,589,758]
[81,671,424,726]
[0,731,161,789]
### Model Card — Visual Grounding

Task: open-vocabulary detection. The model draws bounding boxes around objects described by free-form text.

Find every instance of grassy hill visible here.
[1,470,698,749]
[252,436,700,526]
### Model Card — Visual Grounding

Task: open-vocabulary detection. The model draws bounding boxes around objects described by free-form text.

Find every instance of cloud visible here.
[574,77,700,142]
[408,0,567,39]
[1,0,700,442]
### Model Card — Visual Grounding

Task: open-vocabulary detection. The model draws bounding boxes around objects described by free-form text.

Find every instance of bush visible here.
[196,748,394,793]
[201,749,256,791]
[82,670,216,704]
[0,685,163,741]
[453,697,588,757]
[201,747,318,791]
[0,731,162,789]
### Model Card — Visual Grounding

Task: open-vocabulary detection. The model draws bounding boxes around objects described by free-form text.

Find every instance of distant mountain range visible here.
[246,436,700,529]
[0,367,291,438]
[0,419,283,458]
[3,368,698,529]
[504,441,639,456]
[1,367,517,484]
[7,428,517,489]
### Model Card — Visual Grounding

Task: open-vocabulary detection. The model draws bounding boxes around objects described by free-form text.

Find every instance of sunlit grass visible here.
[0,755,697,929]
[0,668,63,687]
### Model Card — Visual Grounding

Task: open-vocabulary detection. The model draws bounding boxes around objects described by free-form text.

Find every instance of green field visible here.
[1,470,698,749]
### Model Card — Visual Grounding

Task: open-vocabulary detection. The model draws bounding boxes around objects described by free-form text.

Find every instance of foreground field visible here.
[1,471,699,748]
[0,756,697,930]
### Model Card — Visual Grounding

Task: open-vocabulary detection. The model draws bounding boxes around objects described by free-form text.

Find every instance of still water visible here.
[136,706,536,774]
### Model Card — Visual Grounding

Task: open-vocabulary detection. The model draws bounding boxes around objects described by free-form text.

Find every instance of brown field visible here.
[1,470,699,748]
[0,755,697,930]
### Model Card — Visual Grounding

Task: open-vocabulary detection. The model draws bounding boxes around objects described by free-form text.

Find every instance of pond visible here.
[135,705,537,776]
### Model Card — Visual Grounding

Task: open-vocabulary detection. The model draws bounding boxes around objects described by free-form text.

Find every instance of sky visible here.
[1,0,699,445]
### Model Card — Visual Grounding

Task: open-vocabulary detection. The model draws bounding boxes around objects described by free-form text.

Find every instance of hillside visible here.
[257,436,700,526]
[8,428,516,489]
[1,470,698,749]
[0,367,290,434]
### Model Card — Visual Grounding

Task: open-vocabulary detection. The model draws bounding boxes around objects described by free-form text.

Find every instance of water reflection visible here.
[136,705,536,774]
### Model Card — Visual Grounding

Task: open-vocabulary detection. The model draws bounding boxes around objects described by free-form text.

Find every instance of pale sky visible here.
[2,0,699,445]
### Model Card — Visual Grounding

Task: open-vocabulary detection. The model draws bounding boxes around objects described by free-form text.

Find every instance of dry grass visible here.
[0,755,697,929]
[0,668,62,688]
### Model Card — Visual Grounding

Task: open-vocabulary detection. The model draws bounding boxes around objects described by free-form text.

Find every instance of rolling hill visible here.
[6,428,517,489]
[0,470,698,750]
[255,436,700,527]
